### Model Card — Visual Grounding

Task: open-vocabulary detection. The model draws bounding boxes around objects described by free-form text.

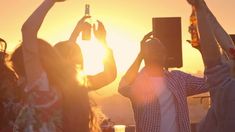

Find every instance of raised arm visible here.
[21,0,63,85]
[69,16,90,42]
[118,32,152,96]
[188,0,221,69]
[86,21,117,90]
[201,0,235,59]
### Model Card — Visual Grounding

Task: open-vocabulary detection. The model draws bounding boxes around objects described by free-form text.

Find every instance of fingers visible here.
[97,20,106,32]
[92,20,107,43]
[141,32,153,44]
[79,16,91,23]
[93,20,106,34]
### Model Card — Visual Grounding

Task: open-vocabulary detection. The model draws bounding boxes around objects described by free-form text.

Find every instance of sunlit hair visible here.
[11,39,91,132]
[54,40,104,131]
[54,41,83,69]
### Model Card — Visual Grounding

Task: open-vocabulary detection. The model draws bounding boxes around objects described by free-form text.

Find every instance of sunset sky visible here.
[1,0,235,93]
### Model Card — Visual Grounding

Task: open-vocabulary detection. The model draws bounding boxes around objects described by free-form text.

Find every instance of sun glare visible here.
[77,37,106,75]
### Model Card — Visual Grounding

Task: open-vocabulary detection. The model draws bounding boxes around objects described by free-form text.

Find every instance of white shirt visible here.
[150,77,179,132]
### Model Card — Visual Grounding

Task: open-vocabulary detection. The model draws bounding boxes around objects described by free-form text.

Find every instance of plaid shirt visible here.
[118,70,209,132]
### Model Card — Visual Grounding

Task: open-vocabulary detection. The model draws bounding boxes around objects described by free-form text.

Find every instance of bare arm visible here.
[122,53,143,85]
[118,32,152,95]
[119,32,153,87]
[118,53,143,97]
[86,22,117,90]
[69,16,90,42]
[87,46,117,90]
[21,0,58,85]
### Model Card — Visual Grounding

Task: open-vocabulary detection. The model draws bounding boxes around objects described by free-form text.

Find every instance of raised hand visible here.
[78,16,91,31]
[140,32,153,55]
[69,16,91,42]
[93,20,107,44]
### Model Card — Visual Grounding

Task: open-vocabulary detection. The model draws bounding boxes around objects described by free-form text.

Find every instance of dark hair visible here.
[11,39,91,132]
[0,38,7,64]
[0,38,21,128]
[54,41,98,132]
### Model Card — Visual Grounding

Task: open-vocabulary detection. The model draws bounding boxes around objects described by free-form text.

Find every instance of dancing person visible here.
[54,17,117,91]
[0,38,23,132]
[187,0,235,131]
[9,0,91,131]
[54,16,117,132]
[118,32,209,132]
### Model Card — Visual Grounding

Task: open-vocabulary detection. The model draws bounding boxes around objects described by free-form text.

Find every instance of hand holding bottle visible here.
[78,16,91,31]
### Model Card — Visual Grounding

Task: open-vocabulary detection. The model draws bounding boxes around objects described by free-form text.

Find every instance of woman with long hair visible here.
[54,16,117,131]
[0,38,23,132]
[9,0,91,131]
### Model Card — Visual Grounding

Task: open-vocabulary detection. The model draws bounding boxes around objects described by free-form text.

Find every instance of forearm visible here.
[118,53,143,97]
[102,46,117,82]
[22,0,55,37]
[123,53,143,85]
[21,0,55,84]
[69,21,82,42]
[86,46,116,90]
[196,2,221,68]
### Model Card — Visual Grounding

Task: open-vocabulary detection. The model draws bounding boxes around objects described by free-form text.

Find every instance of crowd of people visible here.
[0,0,234,132]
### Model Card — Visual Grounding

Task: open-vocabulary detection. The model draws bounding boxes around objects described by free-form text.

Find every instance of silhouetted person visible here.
[118,32,209,132]
[187,0,235,131]
[0,38,23,132]
[9,0,88,131]
[54,17,117,131]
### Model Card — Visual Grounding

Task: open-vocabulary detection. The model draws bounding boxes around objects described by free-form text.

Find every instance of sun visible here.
[77,38,106,75]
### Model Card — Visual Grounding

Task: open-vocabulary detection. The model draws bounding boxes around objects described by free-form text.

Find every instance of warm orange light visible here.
[77,37,106,75]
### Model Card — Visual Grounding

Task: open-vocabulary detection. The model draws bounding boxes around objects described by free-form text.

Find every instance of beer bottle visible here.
[82,4,92,40]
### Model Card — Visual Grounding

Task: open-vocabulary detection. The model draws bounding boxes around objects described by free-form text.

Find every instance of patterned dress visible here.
[0,65,23,132]
[13,72,63,132]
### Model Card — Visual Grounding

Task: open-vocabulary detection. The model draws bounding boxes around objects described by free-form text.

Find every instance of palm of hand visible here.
[94,21,106,42]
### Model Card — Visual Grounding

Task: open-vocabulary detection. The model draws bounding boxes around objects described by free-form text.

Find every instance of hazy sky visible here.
[1,0,235,74]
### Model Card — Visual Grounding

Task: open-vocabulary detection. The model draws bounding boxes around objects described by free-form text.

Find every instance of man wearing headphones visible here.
[118,33,209,132]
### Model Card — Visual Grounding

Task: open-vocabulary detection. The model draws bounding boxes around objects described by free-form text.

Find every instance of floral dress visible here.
[13,72,63,132]
[0,68,23,132]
